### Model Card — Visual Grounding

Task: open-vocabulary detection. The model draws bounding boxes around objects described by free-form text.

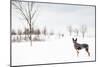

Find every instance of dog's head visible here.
[72,38,77,43]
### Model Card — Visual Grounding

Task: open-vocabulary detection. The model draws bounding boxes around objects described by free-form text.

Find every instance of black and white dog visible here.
[72,38,90,56]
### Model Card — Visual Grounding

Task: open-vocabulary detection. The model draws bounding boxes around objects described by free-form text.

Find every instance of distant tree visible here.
[68,25,73,36]
[80,25,87,38]
[61,34,64,37]
[11,29,16,35]
[18,29,22,40]
[31,27,34,34]
[23,28,27,39]
[58,33,61,38]
[23,28,30,40]
[74,28,79,36]
[50,31,54,35]
[34,29,41,35]
[37,29,41,35]
[43,26,47,35]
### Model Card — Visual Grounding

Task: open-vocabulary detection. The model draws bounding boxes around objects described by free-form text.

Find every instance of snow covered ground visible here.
[12,35,95,66]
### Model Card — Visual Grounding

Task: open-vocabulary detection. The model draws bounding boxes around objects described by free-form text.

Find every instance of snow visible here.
[12,35,95,66]
[11,1,95,66]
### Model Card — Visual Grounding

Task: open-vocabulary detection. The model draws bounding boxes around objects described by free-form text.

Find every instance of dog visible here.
[72,38,90,56]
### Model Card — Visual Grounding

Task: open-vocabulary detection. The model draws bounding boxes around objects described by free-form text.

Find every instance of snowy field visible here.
[11,1,95,66]
[12,35,95,66]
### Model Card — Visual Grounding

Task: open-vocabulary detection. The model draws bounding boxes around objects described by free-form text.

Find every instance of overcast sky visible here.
[12,2,95,34]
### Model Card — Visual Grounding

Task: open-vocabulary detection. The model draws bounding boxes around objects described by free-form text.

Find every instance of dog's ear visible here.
[75,38,77,41]
[72,38,74,41]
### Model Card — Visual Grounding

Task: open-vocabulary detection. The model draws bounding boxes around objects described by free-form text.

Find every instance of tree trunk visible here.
[82,34,84,38]
[25,34,26,40]
[20,35,21,41]
[77,32,78,36]
[29,24,32,46]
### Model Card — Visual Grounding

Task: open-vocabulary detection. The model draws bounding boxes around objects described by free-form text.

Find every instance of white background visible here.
[0,0,99,67]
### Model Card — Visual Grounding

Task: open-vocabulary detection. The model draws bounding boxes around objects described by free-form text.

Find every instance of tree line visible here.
[68,25,87,38]
[11,27,47,36]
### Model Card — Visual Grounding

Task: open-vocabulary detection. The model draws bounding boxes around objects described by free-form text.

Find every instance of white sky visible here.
[12,2,95,35]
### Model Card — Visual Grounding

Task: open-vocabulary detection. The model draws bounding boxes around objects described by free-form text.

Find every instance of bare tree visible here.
[80,25,87,38]
[18,29,22,40]
[23,27,30,40]
[31,27,34,34]
[74,28,79,36]
[43,26,47,35]
[11,29,16,42]
[12,0,38,46]
[68,25,73,36]
[11,29,16,35]
[34,29,41,35]
[50,31,54,35]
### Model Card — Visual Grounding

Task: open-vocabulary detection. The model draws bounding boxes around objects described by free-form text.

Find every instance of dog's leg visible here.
[85,48,90,56]
[76,50,79,56]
